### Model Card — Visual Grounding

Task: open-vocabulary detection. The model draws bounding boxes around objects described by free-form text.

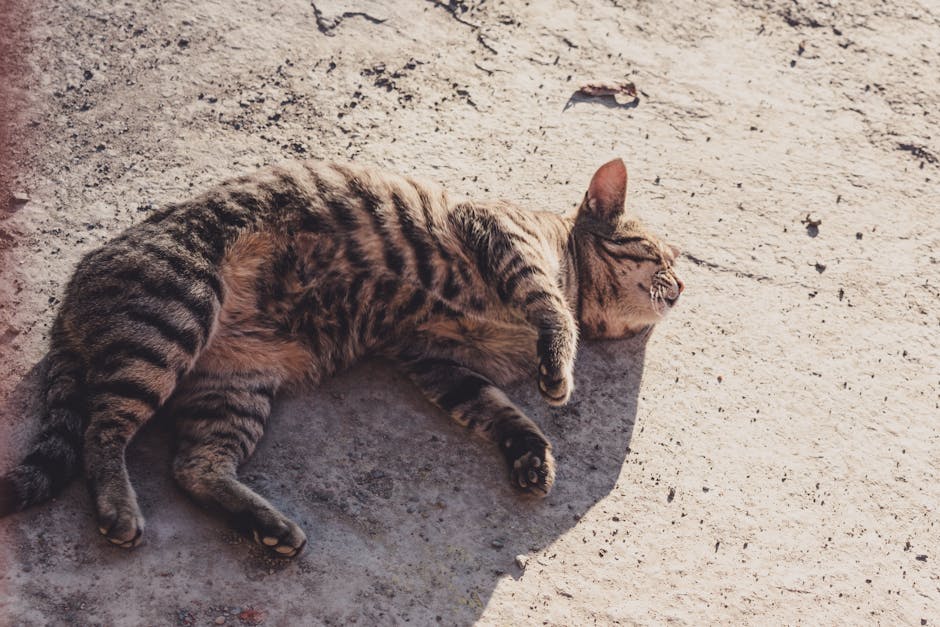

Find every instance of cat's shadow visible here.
[0,336,647,625]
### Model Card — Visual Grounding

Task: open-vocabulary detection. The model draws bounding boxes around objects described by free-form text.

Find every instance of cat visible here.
[0,158,683,557]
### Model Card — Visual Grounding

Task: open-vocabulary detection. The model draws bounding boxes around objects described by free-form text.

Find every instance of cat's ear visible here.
[579,158,628,226]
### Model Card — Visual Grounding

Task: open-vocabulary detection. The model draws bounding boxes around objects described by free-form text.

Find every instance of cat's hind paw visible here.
[96,496,145,549]
[237,508,308,558]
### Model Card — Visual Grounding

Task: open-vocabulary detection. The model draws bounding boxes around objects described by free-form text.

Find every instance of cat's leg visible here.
[169,370,307,557]
[526,292,579,407]
[489,268,577,406]
[84,350,189,548]
[454,205,578,405]
[402,357,556,496]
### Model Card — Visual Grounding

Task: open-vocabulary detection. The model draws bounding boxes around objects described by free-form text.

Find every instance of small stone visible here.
[491,539,504,549]
[915,554,927,562]
[214,616,226,625]
[12,192,29,204]
[514,554,528,570]
[815,262,827,273]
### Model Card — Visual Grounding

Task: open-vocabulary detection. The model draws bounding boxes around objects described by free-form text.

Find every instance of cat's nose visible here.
[666,277,684,306]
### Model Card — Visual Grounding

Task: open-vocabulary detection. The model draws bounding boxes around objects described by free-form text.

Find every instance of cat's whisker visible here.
[649,283,669,317]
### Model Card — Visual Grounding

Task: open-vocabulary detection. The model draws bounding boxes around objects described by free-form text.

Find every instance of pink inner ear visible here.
[587,158,628,219]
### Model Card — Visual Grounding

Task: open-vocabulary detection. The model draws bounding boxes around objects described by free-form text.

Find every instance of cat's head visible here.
[572,158,684,339]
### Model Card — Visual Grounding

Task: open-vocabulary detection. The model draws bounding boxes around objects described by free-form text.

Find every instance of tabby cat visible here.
[0,158,683,557]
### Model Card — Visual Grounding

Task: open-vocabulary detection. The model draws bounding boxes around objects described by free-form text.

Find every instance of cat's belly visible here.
[200,230,363,385]
[418,316,538,387]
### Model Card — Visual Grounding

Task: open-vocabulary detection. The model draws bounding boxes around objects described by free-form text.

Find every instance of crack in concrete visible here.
[311,2,387,36]
[682,252,774,283]
[425,0,498,54]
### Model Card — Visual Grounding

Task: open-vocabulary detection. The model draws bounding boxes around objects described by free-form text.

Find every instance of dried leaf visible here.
[577,80,638,99]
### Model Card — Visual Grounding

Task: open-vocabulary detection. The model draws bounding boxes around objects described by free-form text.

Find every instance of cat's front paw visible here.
[538,359,573,406]
[504,435,556,497]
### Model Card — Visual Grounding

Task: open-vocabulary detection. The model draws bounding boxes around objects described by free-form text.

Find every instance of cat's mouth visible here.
[650,273,684,316]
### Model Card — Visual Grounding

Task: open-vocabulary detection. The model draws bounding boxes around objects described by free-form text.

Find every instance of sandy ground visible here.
[0,0,938,624]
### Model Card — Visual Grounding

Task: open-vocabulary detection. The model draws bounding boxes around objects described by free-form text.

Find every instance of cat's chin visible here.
[647,298,681,322]
[648,302,672,320]
[620,323,656,340]
[585,322,656,341]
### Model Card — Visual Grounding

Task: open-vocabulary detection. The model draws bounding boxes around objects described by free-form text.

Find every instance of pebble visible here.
[515,554,528,570]
[214,617,226,625]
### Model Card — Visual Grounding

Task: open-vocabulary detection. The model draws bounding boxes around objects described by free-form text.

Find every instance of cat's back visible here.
[67,159,454,283]
[57,160,469,350]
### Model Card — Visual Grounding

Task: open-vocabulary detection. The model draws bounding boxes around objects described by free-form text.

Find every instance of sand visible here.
[0,0,937,624]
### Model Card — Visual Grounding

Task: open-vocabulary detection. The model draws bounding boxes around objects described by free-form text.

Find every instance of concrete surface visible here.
[0,0,938,624]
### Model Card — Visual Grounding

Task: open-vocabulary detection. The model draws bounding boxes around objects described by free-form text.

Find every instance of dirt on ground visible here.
[0,0,938,624]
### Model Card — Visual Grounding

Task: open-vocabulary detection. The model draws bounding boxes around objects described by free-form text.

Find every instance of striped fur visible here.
[0,158,682,556]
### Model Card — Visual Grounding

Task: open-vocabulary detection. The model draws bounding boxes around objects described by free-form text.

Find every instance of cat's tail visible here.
[0,338,87,517]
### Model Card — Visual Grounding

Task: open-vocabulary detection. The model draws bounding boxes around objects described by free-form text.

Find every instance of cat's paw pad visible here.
[96,498,145,549]
[507,444,556,497]
[538,360,573,406]
[244,510,308,558]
